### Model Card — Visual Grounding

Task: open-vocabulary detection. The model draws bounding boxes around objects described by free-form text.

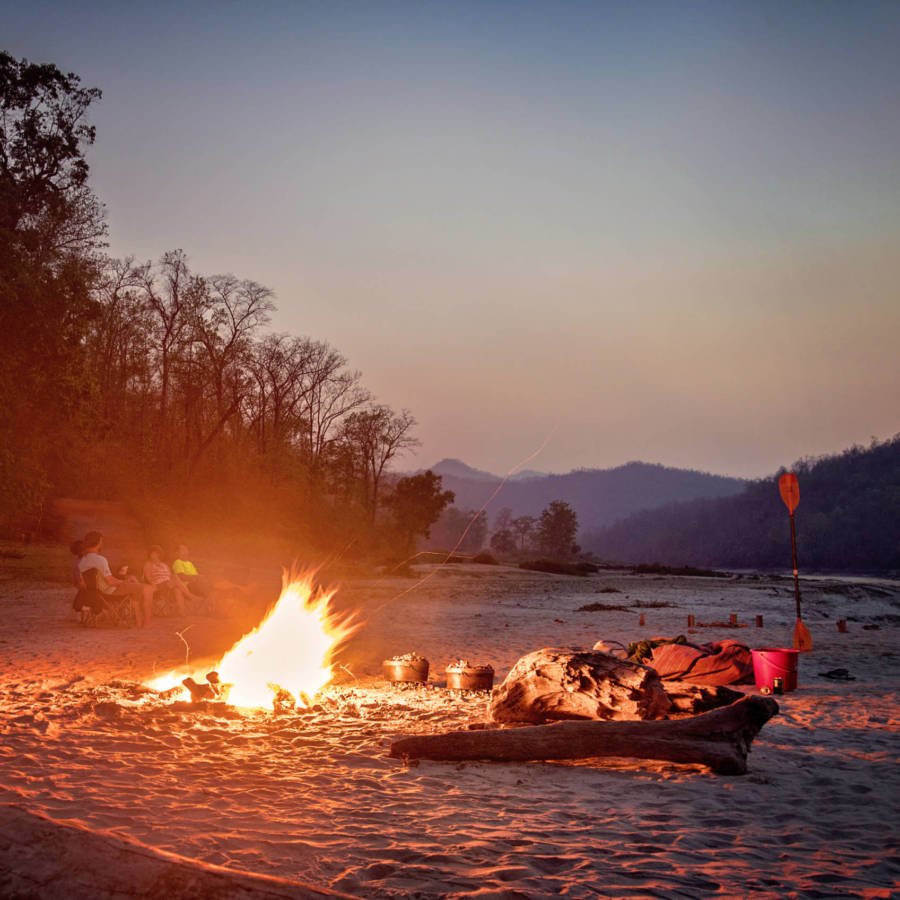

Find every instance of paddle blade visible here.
[778,472,800,513]
[793,618,813,652]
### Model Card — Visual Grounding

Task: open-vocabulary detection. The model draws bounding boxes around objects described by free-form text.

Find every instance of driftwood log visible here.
[664,681,744,714]
[391,695,778,775]
[490,648,671,723]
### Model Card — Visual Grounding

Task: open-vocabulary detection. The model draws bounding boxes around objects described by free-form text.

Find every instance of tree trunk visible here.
[390,695,778,775]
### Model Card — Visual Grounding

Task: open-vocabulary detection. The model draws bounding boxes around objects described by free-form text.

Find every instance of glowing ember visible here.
[148,570,357,710]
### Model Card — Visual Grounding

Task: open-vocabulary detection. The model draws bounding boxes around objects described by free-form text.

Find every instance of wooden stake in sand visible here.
[390,695,779,775]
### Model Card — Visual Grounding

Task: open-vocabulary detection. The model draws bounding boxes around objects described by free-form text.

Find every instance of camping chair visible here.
[73,573,102,626]
[78,568,135,627]
[151,582,180,618]
[182,581,214,616]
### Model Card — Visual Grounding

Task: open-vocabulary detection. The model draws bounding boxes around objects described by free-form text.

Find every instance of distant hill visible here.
[583,435,900,573]
[430,458,499,482]
[420,458,746,533]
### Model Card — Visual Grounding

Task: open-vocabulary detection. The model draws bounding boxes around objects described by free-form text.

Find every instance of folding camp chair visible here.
[151,583,180,617]
[78,568,135,627]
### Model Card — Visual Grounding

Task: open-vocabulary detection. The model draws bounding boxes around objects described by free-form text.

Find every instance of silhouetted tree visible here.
[457,509,488,553]
[388,471,455,555]
[489,528,517,556]
[511,514,536,553]
[0,52,105,528]
[537,500,580,559]
[493,507,514,532]
[339,406,418,522]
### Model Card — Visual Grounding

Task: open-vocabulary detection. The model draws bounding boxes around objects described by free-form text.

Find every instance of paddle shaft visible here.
[789,512,802,619]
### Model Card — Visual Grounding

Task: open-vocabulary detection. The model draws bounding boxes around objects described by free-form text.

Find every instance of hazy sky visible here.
[7,1,899,477]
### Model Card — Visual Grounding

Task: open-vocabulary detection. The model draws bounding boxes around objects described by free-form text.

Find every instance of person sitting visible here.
[70,539,97,615]
[142,545,193,615]
[70,539,85,589]
[172,543,214,603]
[79,531,154,627]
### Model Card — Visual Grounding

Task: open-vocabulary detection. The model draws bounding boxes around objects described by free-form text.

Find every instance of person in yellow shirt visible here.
[172,543,213,603]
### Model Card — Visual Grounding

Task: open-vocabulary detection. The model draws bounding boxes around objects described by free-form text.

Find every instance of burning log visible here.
[181,672,223,702]
[390,695,779,775]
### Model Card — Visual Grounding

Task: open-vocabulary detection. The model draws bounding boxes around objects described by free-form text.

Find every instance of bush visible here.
[630,563,729,578]
[519,558,598,577]
[473,551,498,565]
[577,601,629,612]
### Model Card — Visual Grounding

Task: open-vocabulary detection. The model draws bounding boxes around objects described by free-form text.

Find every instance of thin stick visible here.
[175,625,195,667]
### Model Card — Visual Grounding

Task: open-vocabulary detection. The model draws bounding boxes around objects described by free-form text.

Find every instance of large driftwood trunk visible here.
[664,681,744,714]
[490,648,671,724]
[391,695,778,775]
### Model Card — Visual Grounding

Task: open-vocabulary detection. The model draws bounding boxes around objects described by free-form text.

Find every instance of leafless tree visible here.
[340,406,419,521]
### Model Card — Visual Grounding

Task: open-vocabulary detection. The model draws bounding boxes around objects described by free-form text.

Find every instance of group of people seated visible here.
[71,531,214,627]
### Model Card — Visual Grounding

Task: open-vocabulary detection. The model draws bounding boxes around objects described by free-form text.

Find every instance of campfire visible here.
[147,570,358,710]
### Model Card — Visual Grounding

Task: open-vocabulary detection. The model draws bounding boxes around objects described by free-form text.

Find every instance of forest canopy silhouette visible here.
[584,436,900,574]
[0,51,449,561]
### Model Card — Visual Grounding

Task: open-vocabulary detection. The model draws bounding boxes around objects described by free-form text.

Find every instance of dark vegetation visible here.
[576,601,630,612]
[423,507,489,554]
[585,436,900,574]
[0,52,454,562]
[519,559,599,577]
[575,598,678,612]
[472,552,498,565]
[629,564,730,578]
[484,500,581,561]
[631,599,679,609]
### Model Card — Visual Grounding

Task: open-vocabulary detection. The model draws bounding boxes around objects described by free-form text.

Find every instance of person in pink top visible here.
[142,545,192,615]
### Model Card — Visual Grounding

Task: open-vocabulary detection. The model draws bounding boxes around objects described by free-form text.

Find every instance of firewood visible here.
[390,695,778,775]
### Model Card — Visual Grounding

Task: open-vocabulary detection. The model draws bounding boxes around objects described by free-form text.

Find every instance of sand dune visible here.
[1,561,898,897]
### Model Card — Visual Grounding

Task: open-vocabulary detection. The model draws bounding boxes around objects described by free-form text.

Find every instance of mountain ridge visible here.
[411,457,747,533]
[582,435,900,573]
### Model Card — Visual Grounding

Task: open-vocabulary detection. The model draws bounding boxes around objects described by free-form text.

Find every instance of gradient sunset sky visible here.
[7,1,899,477]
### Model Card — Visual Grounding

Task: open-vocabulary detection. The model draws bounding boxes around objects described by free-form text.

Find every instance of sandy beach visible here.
[1,549,898,898]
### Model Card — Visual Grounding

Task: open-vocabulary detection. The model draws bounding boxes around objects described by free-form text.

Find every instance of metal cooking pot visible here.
[445,662,494,692]
[382,656,430,684]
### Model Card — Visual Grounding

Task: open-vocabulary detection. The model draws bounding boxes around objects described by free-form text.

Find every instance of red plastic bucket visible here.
[751,647,799,692]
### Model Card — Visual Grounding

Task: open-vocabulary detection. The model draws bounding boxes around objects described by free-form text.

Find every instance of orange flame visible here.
[147,570,357,710]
